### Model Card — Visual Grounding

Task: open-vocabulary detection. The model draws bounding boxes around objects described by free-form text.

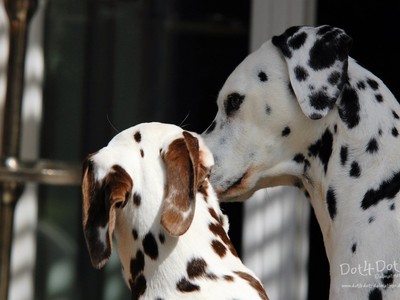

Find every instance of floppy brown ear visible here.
[160,131,206,236]
[82,156,133,269]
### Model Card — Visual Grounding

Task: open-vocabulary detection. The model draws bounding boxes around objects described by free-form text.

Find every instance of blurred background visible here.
[0,0,399,299]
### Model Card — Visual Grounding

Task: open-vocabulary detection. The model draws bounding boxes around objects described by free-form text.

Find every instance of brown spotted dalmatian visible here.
[203,25,400,300]
[81,122,269,300]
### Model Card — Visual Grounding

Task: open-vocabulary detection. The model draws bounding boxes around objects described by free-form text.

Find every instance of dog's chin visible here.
[216,173,300,202]
[217,186,258,202]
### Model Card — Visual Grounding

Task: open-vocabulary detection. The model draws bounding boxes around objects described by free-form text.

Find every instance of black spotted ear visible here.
[160,131,203,237]
[82,156,133,269]
[272,25,352,119]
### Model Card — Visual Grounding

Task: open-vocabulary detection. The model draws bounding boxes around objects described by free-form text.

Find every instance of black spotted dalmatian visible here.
[81,123,269,300]
[203,25,400,300]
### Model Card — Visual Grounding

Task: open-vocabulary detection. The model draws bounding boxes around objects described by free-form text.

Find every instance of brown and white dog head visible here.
[82,122,213,269]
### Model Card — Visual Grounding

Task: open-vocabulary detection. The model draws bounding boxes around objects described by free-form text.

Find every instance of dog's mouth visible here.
[215,171,252,201]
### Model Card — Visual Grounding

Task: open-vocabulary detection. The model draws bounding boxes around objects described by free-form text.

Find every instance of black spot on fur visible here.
[309,90,335,111]
[390,203,396,210]
[133,193,141,206]
[357,80,366,90]
[308,129,333,174]
[392,127,399,137]
[382,270,394,288]
[340,146,348,166]
[393,110,400,120]
[309,27,351,70]
[140,149,144,157]
[281,126,291,137]
[265,104,272,115]
[367,78,379,90]
[328,71,341,85]
[361,171,400,210]
[351,243,357,253]
[294,65,308,81]
[205,120,216,134]
[368,288,382,300]
[131,274,147,300]
[309,113,323,120]
[129,250,147,300]
[271,26,301,58]
[350,161,361,178]
[134,131,142,143]
[224,93,245,117]
[176,278,200,293]
[143,232,159,260]
[366,138,379,153]
[326,188,337,220]
[132,229,138,240]
[289,31,308,49]
[131,250,145,279]
[159,232,165,244]
[375,94,383,103]
[368,216,375,224]
[293,153,305,163]
[258,71,268,82]
[338,84,360,129]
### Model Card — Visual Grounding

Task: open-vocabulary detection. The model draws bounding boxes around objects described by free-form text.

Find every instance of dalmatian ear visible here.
[160,131,207,237]
[272,25,352,119]
[82,157,133,269]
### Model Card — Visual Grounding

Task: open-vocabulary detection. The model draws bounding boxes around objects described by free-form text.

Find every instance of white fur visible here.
[203,26,400,299]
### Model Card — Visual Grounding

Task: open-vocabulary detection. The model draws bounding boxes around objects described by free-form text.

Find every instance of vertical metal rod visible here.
[0,1,37,299]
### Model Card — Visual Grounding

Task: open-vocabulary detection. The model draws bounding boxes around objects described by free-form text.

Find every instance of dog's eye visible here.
[224,93,245,117]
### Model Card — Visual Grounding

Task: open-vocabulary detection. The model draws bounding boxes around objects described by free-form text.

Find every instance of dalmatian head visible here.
[203,25,352,200]
[82,122,213,268]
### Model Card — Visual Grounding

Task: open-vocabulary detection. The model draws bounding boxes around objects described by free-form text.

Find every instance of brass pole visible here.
[0,1,38,299]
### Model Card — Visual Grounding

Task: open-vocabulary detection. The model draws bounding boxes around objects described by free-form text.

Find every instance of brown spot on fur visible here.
[234,271,269,300]
[211,239,227,257]
[223,275,234,282]
[187,258,207,279]
[209,222,238,257]
[208,208,220,223]
[134,131,141,143]
[140,149,144,157]
[184,257,217,281]
[176,278,200,293]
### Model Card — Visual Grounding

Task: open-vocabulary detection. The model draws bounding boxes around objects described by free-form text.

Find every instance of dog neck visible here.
[113,184,245,299]
[300,62,400,293]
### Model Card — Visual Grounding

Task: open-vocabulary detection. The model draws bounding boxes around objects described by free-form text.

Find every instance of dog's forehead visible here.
[91,122,185,180]
[218,41,285,97]
[109,122,184,146]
